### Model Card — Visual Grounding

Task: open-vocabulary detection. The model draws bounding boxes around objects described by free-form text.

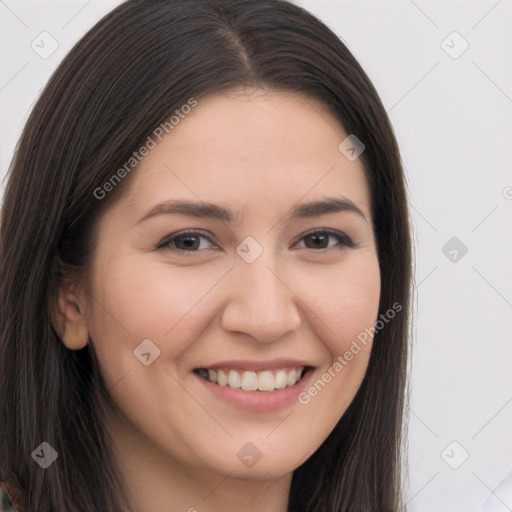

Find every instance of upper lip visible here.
[195,358,314,372]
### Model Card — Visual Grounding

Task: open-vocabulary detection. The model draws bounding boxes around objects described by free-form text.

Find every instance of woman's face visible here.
[82,89,380,480]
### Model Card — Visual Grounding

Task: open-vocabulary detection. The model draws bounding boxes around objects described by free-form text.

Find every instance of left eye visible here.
[157,229,355,254]
[292,230,355,250]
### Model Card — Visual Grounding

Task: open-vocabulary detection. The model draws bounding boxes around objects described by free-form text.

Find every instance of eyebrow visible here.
[287,197,368,223]
[136,196,368,226]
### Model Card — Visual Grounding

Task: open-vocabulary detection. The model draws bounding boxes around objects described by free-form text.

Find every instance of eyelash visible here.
[157,229,356,255]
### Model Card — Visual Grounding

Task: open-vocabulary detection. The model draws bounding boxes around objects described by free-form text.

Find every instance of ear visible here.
[53,278,89,350]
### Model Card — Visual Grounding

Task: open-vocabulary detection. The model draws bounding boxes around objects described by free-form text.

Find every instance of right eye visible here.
[157,230,220,254]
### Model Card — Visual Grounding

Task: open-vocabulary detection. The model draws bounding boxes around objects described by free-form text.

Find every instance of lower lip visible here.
[194,369,315,413]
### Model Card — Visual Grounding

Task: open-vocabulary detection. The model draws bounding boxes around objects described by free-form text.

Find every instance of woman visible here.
[0,0,412,510]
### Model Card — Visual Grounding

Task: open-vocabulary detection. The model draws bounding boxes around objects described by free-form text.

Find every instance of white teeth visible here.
[274,369,287,389]
[199,367,306,391]
[241,371,258,391]
[228,369,241,389]
[258,370,275,391]
[217,369,228,386]
[286,369,297,387]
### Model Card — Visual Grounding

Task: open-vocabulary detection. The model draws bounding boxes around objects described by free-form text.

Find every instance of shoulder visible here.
[0,481,14,511]
[0,481,20,512]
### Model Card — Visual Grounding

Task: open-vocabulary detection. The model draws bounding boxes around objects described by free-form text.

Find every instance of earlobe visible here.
[60,317,89,350]
[55,279,89,350]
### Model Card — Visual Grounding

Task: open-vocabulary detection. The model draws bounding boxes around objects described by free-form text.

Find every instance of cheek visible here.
[293,252,381,353]
[292,253,380,421]
[85,255,229,384]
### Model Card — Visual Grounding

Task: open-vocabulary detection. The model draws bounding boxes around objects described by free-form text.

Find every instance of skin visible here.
[57,88,381,512]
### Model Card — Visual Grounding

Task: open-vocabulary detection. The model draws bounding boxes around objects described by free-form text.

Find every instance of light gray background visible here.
[1,1,511,511]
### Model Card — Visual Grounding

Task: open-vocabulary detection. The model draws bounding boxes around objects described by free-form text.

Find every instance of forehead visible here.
[119,89,371,224]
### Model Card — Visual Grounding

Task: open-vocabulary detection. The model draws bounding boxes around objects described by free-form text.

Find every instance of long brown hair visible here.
[0,1,412,510]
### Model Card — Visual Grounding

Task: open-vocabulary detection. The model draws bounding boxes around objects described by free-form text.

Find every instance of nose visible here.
[220,250,302,343]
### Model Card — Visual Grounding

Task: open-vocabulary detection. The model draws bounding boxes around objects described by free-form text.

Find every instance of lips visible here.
[192,360,316,412]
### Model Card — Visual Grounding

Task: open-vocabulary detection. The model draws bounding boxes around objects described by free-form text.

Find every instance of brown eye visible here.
[174,234,201,250]
[294,230,355,250]
[304,233,330,249]
[158,230,218,254]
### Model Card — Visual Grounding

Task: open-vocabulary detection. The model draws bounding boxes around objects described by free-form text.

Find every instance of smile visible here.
[194,367,308,392]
